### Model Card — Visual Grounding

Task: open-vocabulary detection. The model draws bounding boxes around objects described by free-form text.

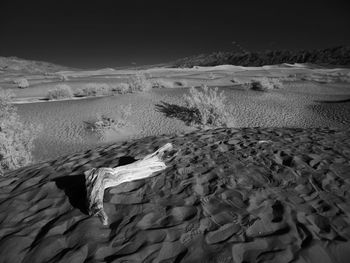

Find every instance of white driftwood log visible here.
[84,143,173,225]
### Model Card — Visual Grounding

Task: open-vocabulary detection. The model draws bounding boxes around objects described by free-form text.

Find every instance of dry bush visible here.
[208,73,216,79]
[151,79,175,89]
[241,77,283,91]
[151,79,187,89]
[267,78,283,89]
[13,78,29,88]
[283,74,298,81]
[183,85,231,128]
[59,74,69,81]
[0,88,41,175]
[85,104,132,137]
[128,73,152,92]
[110,83,130,94]
[75,83,111,97]
[47,84,74,100]
[77,83,132,97]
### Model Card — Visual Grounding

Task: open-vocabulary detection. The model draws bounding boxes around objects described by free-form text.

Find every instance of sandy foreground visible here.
[1,127,350,263]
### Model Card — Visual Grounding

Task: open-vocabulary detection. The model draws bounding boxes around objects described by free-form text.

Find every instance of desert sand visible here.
[1,63,350,262]
[1,127,350,263]
[1,64,349,162]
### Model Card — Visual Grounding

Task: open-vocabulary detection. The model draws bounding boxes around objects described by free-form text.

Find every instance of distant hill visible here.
[172,46,350,68]
[0,56,74,74]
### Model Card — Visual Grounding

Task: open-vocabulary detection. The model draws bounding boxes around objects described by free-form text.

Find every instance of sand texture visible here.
[1,127,350,263]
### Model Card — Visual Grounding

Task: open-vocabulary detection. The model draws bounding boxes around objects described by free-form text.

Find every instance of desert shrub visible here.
[151,79,175,89]
[13,78,29,88]
[183,85,231,128]
[85,104,132,136]
[283,74,298,81]
[0,88,41,175]
[75,83,132,97]
[267,78,283,89]
[110,83,130,94]
[75,83,112,97]
[58,74,69,81]
[128,73,152,92]
[151,79,187,89]
[208,73,215,79]
[47,84,74,100]
[242,77,283,91]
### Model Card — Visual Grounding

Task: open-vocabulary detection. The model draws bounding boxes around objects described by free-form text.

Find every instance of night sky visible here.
[1,0,349,68]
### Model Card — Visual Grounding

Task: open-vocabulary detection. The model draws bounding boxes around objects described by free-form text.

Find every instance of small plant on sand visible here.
[208,73,215,80]
[85,104,132,137]
[13,78,29,88]
[151,79,174,89]
[59,74,69,81]
[75,83,111,97]
[110,83,130,94]
[151,79,186,89]
[47,84,74,100]
[128,73,152,92]
[283,74,298,81]
[268,78,283,89]
[183,85,231,128]
[242,77,283,91]
[0,88,41,175]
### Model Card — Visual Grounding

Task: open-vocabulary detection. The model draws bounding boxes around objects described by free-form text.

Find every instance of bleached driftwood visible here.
[84,143,173,225]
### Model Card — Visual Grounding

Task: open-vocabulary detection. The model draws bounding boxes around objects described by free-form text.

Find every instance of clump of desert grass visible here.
[84,83,131,96]
[47,84,74,100]
[58,73,69,81]
[75,83,111,97]
[151,79,186,89]
[13,78,29,88]
[183,85,232,129]
[85,104,132,138]
[282,74,298,82]
[0,88,41,175]
[110,83,130,94]
[128,73,152,92]
[240,77,283,91]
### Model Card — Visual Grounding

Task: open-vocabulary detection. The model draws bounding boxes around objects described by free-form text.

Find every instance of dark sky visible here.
[1,0,349,68]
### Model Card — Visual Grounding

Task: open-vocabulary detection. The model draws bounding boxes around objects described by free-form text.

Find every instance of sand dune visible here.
[1,127,350,263]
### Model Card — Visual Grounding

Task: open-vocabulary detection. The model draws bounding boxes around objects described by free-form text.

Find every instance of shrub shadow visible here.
[314,98,350,104]
[155,101,200,125]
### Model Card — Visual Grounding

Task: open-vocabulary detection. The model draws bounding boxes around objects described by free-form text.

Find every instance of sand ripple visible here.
[1,127,350,262]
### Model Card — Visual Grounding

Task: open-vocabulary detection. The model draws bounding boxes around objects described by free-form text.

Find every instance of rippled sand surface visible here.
[1,127,350,263]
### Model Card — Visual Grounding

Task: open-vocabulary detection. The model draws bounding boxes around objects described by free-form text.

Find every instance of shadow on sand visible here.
[155,101,199,125]
[53,156,137,215]
[314,97,350,103]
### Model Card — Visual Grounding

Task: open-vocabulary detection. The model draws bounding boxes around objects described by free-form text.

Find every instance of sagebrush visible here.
[13,78,29,88]
[183,85,231,128]
[85,104,132,137]
[0,88,41,174]
[151,79,186,89]
[241,77,283,91]
[128,73,152,92]
[47,84,74,100]
[76,83,131,97]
